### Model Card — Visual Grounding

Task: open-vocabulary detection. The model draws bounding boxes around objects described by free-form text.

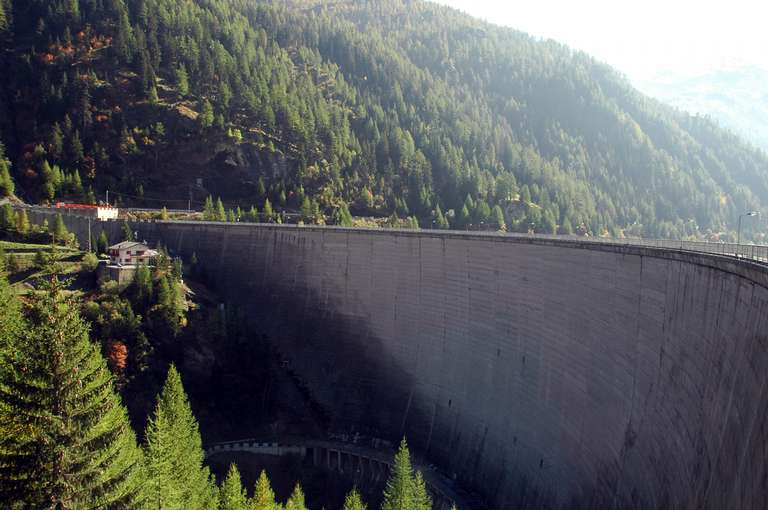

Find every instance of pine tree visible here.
[160,206,170,220]
[0,143,14,197]
[381,438,415,510]
[219,464,249,510]
[50,123,64,160]
[342,488,368,510]
[0,203,14,231]
[132,263,153,310]
[122,221,134,241]
[412,471,432,510]
[97,230,109,254]
[144,365,218,510]
[492,205,506,231]
[53,214,69,244]
[263,199,273,221]
[0,277,148,508]
[200,99,215,130]
[216,198,226,221]
[251,470,278,510]
[176,65,190,97]
[203,196,215,220]
[15,209,30,235]
[285,483,308,510]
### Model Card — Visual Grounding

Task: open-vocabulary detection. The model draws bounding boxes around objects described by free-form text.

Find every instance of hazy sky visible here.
[431,0,768,82]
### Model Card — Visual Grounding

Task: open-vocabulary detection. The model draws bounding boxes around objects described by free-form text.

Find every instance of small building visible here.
[55,202,119,220]
[108,241,158,266]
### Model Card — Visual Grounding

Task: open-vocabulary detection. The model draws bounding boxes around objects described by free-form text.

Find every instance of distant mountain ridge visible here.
[1,0,768,241]
[638,65,768,152]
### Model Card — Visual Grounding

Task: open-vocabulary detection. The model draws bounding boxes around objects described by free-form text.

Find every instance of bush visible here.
[81,252,99,272]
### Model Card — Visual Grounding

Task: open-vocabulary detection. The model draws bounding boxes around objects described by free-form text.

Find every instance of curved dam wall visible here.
[34,212,768,509]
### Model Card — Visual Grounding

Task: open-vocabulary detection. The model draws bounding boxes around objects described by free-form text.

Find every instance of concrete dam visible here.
[34,211,768,509]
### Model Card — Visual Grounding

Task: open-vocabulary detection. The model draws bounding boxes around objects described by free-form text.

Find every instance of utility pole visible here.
[106,189,109,206]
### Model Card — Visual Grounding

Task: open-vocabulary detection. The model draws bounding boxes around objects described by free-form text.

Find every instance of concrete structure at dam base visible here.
[30,209,768,510]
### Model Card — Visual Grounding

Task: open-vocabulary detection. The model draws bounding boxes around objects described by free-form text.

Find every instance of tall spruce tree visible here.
[381,438,415,510]
[343,488,368,510]
[285,483,308,510]
[0,142,14,197]
[411,471,432,510]
[0,276,147,508]
[381,438,433,510]
[251,470,279,510]
[219,464,249,510]
[144,365,218,510]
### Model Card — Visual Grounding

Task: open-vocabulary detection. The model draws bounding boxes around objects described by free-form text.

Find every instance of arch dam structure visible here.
[29,209,768,510]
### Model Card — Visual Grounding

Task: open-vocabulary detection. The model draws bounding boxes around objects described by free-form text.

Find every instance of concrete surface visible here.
[29,211,768,510]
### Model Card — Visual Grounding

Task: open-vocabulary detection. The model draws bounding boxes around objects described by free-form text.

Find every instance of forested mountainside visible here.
[1,0,767,239]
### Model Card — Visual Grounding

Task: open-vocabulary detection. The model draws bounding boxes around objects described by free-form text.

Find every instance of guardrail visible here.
[20,204,768,264]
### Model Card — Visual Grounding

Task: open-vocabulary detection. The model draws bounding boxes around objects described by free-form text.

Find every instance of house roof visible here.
[109,241,150,251]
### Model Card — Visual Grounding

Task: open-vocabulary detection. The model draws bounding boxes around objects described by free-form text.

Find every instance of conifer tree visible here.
[381,438,415,510]
[122,221,134,241]
[411,471,432,510]
[0,143,14,197]
[15,209,30,235]
[263,198,274,221]
[251,470,278,510]
[97,229,109,254]
[0,276,148,508]
[144,365,218,510]
[160,206,170,220]
[176,65,190,97]
[53,214,69,244]
[204,196,215,220]
[343,488,368,510]
[285,483,308,510]
[219,464,249,510]
[0,203,14,231]
[216,198,227,222]
[492,205,506,231]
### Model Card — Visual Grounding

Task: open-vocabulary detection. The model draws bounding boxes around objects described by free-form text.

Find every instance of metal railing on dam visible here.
[21,204,768,264]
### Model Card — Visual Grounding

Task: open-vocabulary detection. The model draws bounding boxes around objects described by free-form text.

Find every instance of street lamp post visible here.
[737,211,759,249]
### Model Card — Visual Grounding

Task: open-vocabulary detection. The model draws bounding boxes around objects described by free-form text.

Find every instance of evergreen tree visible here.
[50,123,64,160]
[15,209,30,235]
[0,277,148,508]
[251,470,278,510]
[342,488,368,510]
[492,205,506,231]
[411,471,432,510]
[160,206,170,220]
[219,464,249,510]
[216,198,226,221]
[132,264,153,309]
[263,199,273,221]
[0,203,14,231]
[200,100,215,130]
[203,196,216,221]
[97,230,109,254]
[0,143,14,197]
[381,438,415,510]
[53,214,69,244]
[176,65,190,97]
[122,221,134,241]
[144,365,218,510]
[285,483,308,510]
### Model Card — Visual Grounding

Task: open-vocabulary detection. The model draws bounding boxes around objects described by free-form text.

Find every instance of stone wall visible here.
[29,209,768,510]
